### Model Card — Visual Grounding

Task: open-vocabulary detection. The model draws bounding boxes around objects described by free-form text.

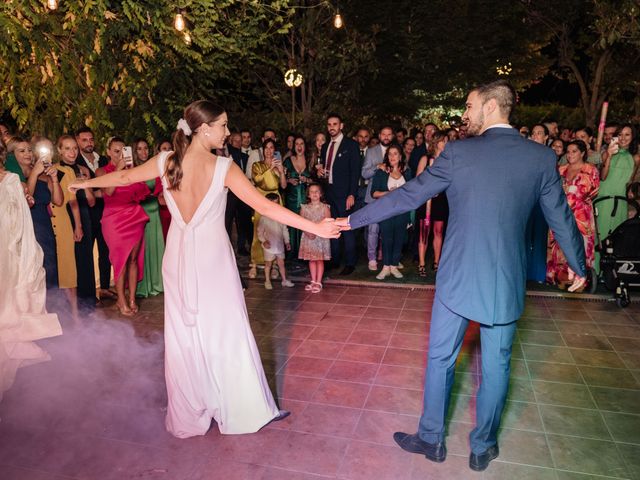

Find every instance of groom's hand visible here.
[335,217,351,231]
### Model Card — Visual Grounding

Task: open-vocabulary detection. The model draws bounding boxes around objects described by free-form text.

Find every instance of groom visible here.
[336,80,586,471]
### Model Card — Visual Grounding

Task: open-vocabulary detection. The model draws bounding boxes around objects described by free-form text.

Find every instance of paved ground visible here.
[1,283,639,479]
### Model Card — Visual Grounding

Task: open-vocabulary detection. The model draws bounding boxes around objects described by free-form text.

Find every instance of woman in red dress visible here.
[546,139,599,288]
[98,137,149,315]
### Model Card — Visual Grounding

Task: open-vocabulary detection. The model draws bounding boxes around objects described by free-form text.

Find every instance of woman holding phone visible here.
[97,137,150,315]
[248,138,287,279]
[69,100,340,438]
[12,137,62,289]
[597,125,639,236]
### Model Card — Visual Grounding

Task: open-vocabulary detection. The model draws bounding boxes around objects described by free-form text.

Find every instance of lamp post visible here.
[284,68,303,128]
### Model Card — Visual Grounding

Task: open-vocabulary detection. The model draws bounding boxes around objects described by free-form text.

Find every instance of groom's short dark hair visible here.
[474,80,516,117]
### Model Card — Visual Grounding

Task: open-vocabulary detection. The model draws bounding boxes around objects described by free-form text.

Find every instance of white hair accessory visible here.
[177,118,192,136]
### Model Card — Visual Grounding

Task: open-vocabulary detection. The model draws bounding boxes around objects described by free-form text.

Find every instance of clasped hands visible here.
[314,217,351,239]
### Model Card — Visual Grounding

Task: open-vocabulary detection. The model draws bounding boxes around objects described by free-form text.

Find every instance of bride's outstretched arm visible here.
[225,162,340,239]
[68,155,159,192]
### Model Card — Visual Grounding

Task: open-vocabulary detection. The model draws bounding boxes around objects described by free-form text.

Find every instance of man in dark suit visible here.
[319,113,361,275]
[225,132,252,255]
[336,80,586,471]
[75,126,112,300]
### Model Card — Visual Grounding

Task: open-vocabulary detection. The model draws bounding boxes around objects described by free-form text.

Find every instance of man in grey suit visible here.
[361,126,395,271]
[336,80,586,471]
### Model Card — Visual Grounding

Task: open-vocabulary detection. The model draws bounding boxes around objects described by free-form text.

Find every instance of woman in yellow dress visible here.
[248,138,286,278]
[48,138,84,322]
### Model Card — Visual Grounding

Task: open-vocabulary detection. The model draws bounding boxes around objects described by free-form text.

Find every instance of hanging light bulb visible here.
[174,12,185,32]
[333,12,343,29]
[183,31,192,46]
[47,0,58,10]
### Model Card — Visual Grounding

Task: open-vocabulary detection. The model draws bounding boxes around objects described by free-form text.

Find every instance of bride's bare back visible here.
[168,153,217,224]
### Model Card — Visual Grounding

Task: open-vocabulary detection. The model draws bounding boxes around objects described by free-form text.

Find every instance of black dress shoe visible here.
[393,432,446,463]
[340,266,355,276]
[469,444,499,471]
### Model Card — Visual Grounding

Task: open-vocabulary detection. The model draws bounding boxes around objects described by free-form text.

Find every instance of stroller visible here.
[593,192,640,308]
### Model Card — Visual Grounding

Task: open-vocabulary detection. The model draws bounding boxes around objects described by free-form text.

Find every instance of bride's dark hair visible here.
[166,100,225,190]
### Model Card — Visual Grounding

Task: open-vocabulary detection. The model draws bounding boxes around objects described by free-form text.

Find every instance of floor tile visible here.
[388,332,428,351]
[351,410,418,446]
[283,356,334,378]
[381,348,426,368]
[601,411,640,444]
[326,360,378,384]
[522,344,573,363]
[374,364,424,390]
[579,366,640,389]
[539,404,610,439]
[501,400,544,432]
[346,329,391,347]
[337,344,386,363]
[271,431,349,477]
[547,434,629,477]
[484,462,556,480]
[496,428,554,467]
[617,442,640,480]
[527,361,584,384]
[337,440,411,480]
[590,386,640,414]
[290,403,361,437]
[608,336,640,352]
[532,380,596,408]
[562,333,613,350]
[518,330,565,346]
[294,340,344,359]
[364,385,423,415]
[311,379,371,408]
[276,375,322,401]
[569,349,626,368]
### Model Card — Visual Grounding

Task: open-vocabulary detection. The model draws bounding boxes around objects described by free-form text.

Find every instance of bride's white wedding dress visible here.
[157,152,279,438]
[0,172,62,403]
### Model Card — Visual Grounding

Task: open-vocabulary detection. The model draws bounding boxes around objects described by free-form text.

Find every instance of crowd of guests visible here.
[0,125,168,320]
[1,113,639,313]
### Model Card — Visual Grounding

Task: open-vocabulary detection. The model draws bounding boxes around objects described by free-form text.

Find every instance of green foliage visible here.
[0,0,292,143]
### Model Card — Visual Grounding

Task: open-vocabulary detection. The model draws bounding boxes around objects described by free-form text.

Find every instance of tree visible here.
[521,0,640,126]
[0,0,293,141]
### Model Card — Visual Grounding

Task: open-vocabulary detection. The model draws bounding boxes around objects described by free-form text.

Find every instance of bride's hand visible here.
[314,218,341,239]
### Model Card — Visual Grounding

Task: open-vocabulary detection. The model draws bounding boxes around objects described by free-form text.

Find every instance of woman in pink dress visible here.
[547,139,599,288]
[97,137,149,315]
[70,101,340,439]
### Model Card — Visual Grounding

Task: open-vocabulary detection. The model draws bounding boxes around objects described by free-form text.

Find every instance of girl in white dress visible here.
[70,100,341,438]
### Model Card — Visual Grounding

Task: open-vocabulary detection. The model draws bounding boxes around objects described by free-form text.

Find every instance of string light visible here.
[333,12,343,29]
[183,31,192,46]
[174,12,185,32]
[47,0,58,10]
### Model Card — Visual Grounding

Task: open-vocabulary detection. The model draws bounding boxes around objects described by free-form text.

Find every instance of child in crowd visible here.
[298,183,331,293]
[257,193,295,290]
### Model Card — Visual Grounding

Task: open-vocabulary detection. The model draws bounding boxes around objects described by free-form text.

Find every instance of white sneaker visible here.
[264,280,273,290]
[397,262,404,269]
[390,266,403,279]
[281,280,294,288]
[368,260,377,271]
[376,266,391,280]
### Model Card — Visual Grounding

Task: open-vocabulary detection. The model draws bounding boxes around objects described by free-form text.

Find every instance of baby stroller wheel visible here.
[616,287,630,308]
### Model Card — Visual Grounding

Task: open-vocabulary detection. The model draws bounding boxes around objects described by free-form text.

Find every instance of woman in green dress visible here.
[595,124,640,273]
[133,138,165,297]
[597,125,639,234]
[283,135,311,258]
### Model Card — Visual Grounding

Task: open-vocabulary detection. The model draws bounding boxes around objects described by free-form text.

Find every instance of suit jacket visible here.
[76,152,108,177]
[228,145,249,173]
[361,144,385,203]
[321,135,360,206]
[349,127,586,325]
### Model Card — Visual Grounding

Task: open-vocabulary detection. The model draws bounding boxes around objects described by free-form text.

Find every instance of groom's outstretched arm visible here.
[345,145,453,230]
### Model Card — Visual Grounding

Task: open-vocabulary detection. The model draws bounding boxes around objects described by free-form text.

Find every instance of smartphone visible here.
[123,146,133,168]
[38,145,52,168]
[611,137,619,144]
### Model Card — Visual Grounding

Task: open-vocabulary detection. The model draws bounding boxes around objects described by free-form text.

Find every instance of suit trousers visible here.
[225,191,253,253]
[327,193,356,267]
[90,200,111,290]
[366,222,380,262]
[418,296,517,454]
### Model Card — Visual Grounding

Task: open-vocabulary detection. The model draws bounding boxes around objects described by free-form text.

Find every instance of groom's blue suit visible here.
[349,126,585,453]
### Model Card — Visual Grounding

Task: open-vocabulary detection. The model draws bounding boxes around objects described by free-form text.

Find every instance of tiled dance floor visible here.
[1,285,639,479]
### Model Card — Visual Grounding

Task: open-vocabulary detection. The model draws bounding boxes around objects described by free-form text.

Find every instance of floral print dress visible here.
[546,163,600,284]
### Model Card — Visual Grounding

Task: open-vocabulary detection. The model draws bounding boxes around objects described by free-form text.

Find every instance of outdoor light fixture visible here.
[284,68,303,88]
[496,61,513,76]
[47,0,58,10]
[174,12,186,32]
[333,12,343,29]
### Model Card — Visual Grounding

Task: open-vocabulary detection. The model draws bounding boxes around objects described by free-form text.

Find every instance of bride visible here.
[70,100,341,438]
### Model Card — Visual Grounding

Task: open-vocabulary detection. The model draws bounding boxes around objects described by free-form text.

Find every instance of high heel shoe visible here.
[432,262,439,272]
[418,265,427,277]
[116,303,134,317]
[129,300,139,314]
